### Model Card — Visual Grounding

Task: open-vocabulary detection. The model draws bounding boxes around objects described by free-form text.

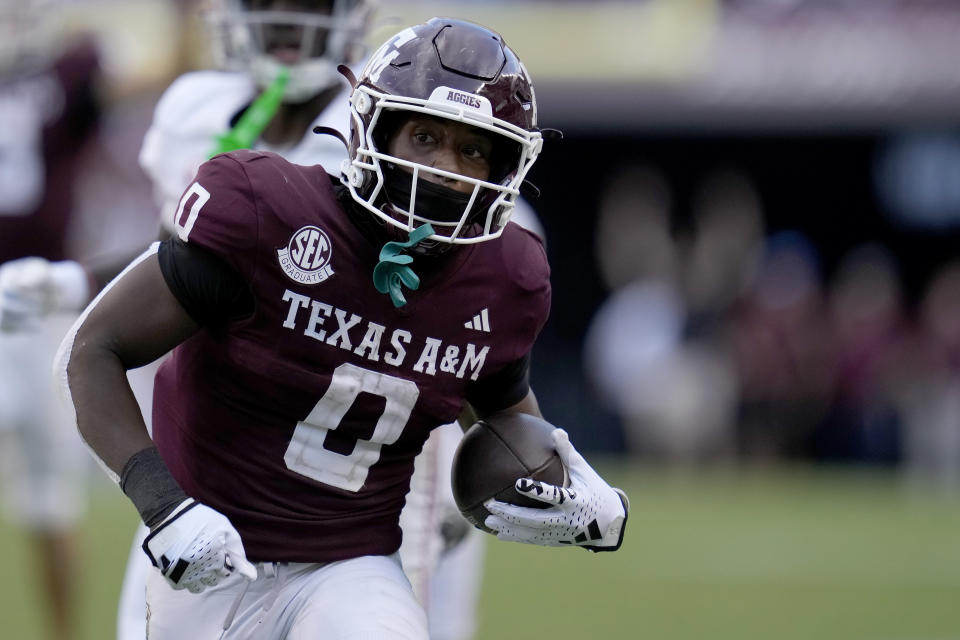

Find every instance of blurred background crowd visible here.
[522,0,960,494]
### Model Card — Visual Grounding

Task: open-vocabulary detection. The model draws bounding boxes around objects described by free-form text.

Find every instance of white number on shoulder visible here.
[173,182,210,241]
[284,362,420,492]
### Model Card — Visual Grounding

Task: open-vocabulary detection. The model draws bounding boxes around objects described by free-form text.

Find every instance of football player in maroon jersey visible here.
[55,18,628,639]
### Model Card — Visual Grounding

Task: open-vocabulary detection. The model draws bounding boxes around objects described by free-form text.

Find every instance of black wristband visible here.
[120,447,189,528]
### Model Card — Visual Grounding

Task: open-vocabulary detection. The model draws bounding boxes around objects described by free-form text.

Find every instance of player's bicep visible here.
[77,250,198,369]
[157,237,254,326]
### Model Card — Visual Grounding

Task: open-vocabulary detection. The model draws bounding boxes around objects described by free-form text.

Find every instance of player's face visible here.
[387,115,493,193]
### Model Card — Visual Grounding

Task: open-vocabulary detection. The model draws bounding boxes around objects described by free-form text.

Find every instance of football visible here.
[451,412,567,533]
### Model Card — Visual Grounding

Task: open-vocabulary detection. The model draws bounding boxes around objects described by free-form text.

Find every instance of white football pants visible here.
[144,553,428,640]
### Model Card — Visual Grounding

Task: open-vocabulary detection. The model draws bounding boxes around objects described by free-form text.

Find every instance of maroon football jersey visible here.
[152,150,551,562]
[0,40,100,262]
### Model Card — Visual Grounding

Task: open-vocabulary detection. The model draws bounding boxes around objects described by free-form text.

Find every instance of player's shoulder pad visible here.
[198,149,327,224]
[193,148,291,202]
[498,222,551,294]
[207,148,304,181]
[178,152,261,267]
[209,147,272,165]
[152,70,253,132]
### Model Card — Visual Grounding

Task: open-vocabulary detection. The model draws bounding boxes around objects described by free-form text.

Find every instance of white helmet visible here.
[206,0,373,103]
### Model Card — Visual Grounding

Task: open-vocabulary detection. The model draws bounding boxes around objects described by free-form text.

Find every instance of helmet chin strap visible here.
[209,67,290,157]
[372,224,435,308]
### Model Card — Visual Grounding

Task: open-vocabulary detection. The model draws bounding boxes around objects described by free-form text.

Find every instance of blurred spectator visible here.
[585,168,742,462]
[682,169,765,334]
[812,243,908,464]
[730,230,833,460]
[586,279,741,462]
[896,261,960,491]
[594,166,677,291]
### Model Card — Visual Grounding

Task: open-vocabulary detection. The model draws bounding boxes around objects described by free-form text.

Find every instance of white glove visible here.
[142,499,257,593]
[484,429,629,551]
[0,257,90,332]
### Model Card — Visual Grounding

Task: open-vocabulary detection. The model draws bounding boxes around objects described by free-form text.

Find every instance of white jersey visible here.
[138,70,353,235]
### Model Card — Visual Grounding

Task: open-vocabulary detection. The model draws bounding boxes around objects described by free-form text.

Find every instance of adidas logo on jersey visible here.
[464,308,491,333]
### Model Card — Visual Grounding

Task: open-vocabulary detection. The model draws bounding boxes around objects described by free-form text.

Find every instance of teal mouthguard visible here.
[372,224,435,308]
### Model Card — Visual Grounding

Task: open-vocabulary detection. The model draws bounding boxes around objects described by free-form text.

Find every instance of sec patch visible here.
[277,225,335,285]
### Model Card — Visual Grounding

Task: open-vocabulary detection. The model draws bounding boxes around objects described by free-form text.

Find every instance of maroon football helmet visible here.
[342,17,543,244]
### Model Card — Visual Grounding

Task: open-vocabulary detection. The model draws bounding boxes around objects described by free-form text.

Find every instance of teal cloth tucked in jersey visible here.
[372,224,435,308]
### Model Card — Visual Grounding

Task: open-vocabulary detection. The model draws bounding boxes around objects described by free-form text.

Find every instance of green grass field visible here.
[3,463,959,639]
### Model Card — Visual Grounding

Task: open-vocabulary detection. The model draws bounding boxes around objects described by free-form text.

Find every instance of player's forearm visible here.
[65,337,154,476]
[63,332,189,527]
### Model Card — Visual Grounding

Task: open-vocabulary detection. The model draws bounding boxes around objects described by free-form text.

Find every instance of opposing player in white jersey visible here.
[112,2,532,639]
